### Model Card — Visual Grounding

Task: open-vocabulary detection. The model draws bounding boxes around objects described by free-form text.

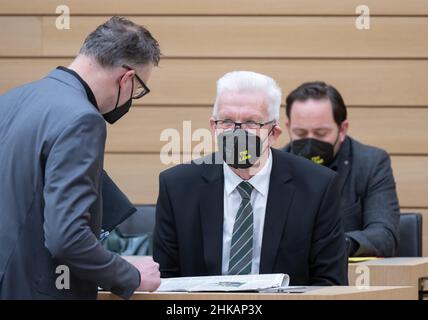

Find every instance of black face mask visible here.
[218,127,273,169]
[103,81,134,124]
[291,138,336,166]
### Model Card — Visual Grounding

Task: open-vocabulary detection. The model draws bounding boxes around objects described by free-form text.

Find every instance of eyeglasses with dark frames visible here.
[122,64,150,99]
[214,119,276,130]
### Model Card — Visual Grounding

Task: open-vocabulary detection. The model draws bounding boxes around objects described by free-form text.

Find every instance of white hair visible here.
[213,71,282,121]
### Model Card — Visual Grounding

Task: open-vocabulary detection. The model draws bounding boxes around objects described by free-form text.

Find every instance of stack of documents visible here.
[157,273,290,292]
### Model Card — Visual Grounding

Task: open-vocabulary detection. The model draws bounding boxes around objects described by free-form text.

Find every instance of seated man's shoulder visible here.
[159,153,220,182]
[349,137,390,166]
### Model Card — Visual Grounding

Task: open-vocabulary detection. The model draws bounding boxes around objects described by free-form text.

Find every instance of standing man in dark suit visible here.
[0,17,161,299]
[153,71,348,285]
[282,81,400,257]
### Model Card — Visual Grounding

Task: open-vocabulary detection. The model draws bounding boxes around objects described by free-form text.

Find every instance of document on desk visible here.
[157,273,289,292]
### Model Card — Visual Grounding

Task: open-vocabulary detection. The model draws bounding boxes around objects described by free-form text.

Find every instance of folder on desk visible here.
[101,170,137,234]
[157,274,290,292]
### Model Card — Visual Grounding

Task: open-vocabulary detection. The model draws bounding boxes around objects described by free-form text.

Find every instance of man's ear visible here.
[285,118,291,132]
[285,118,293,139]
[268,124,282,146]
[339,120,349,143]
[209,116,217,137]
[119,69,135,87]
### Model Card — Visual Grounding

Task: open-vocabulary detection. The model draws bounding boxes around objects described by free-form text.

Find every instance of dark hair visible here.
[285,81,347,126]
[79,16,161,68]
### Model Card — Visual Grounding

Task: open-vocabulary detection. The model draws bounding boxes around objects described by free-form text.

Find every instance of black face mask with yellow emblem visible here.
[291,138,335,166]
[218,129,262,169]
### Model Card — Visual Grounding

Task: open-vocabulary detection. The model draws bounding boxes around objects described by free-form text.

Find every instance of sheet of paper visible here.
[157,273,289,292]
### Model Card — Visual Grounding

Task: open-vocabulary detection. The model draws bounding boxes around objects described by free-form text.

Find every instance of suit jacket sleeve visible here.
[310,173,348,285]
[43,113,140,299]
[346,151,400,257]
[153,172,181,277]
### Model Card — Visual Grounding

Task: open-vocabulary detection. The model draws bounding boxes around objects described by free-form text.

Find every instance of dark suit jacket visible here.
[0,68,139,299]
[153,148,348,285]
[283,136,400,256]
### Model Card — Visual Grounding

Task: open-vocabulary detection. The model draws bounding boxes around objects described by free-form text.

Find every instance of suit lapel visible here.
[199,160,224,275]
[260,149,295,273]
[336,137,352,194]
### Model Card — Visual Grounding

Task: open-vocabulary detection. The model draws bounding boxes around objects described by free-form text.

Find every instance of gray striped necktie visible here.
[228,181,254,275]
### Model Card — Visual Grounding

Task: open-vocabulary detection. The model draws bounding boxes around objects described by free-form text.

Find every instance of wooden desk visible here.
[348,257,428,287]
[348,257,428,299]
[98,286,417,300]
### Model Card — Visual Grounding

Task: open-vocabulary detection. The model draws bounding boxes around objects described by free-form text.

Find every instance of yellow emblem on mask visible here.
[311,155,325,165]
[239,150,252,162]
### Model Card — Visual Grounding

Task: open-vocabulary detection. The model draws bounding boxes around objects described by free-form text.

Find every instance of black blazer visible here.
[153,148,348,285]
[283,136,400,257]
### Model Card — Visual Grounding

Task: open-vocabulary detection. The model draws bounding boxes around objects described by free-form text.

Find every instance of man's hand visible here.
[123,256,161,292]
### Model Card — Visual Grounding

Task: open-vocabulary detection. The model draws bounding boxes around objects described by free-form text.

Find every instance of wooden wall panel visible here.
[0,16,422,58]
[1,58,428,106]
[392,156,428,208]
[0,17,42,56]
[1,0,428,16]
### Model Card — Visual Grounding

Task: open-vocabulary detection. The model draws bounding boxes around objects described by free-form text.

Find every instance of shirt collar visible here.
[329,136,351,171]
[56,66,99,109]
[223,148,273,197]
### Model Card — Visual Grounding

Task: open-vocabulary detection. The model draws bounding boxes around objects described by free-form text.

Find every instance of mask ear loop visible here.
[259,123,276,155]
[113,73,126,111]
[113,71,134,111]
[332,124,342,149]
[129,81,134,101]
[113,85,121,110]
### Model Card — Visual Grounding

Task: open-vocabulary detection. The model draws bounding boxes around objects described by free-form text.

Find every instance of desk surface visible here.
[98,286,417,300]
[99,258,428,300]
[348,257,428,288]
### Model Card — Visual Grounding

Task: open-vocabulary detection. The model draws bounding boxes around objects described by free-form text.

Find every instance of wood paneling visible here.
[1,0,427,16]
[0,17,42,56]
[392,156,428,208]
[1,58,428,106]
[3,16,427,58]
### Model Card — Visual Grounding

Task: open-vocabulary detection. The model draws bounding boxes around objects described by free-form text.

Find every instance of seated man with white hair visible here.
[153,71,348,285]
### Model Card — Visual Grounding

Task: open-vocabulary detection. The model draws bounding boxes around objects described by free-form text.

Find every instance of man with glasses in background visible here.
[153,71,348,285]
[0,17,160,299]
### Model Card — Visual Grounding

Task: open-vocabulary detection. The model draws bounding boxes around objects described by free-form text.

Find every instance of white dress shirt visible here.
[221,149,273,275]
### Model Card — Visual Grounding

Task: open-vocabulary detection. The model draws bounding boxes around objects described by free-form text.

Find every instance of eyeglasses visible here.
[214,119,276,130]
[122,64,150,99]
